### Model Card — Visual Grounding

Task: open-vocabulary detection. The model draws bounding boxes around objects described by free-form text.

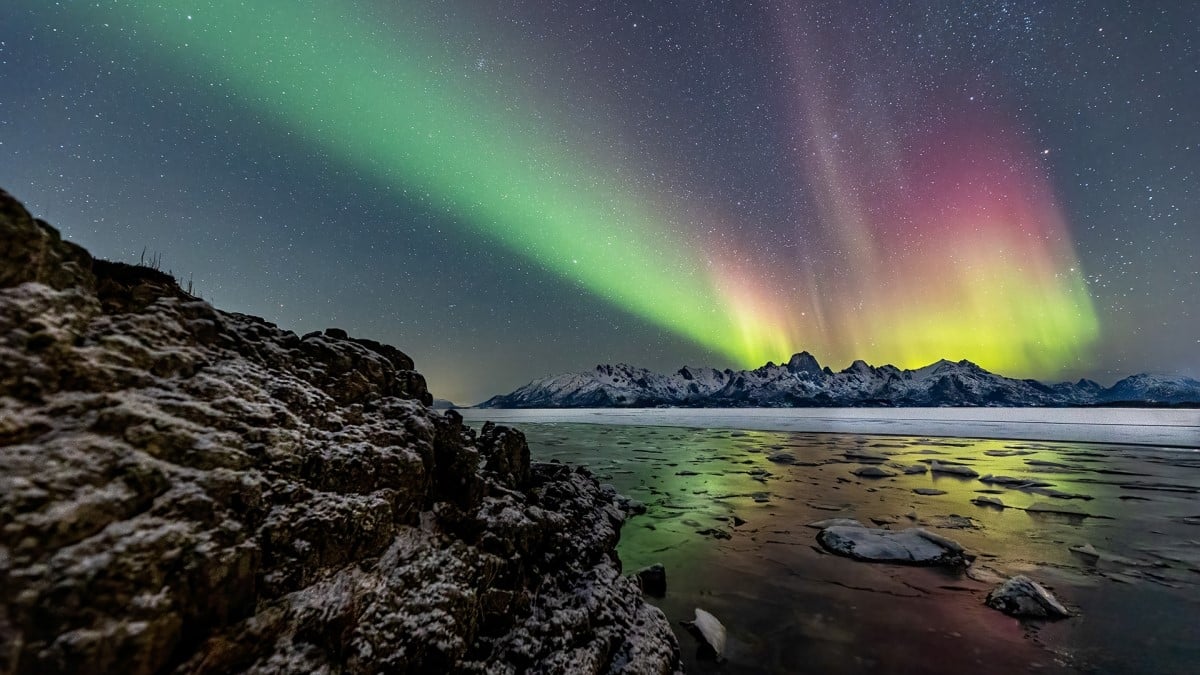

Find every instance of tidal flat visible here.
[462,418,1200,674]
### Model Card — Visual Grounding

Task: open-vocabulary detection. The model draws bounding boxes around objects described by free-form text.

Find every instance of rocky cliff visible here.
[0,188,681,674]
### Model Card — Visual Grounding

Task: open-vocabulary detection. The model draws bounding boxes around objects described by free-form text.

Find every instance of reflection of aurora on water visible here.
[59,0,1098,377]
[515,422,1200,675]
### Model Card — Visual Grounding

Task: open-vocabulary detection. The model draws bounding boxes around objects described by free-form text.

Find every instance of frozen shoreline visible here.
[459,407,1200,448]
[508,422,1200,674]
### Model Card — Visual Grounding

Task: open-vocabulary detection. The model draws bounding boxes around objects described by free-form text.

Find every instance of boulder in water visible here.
[985,575,1071,618]
[682,608,727,660]
[637,563,668,597]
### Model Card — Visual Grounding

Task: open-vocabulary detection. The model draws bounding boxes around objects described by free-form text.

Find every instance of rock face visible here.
[985,576,1071,619]
[480,354,1200,408]
[0,188,681,675]
[815,522,968,567]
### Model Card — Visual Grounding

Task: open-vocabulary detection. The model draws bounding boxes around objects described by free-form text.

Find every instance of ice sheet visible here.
[459,407,1200,448]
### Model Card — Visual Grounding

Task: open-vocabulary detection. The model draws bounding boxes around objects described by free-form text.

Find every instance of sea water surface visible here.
[461,410,1200,674]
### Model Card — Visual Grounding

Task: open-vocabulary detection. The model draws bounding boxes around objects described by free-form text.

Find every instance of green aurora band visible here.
[49,0,1099,374]
[71,0,756,361]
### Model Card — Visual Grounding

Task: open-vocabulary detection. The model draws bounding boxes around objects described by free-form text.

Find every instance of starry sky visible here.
[2,1,1197,404]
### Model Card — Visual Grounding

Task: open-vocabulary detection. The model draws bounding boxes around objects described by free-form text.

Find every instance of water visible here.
[474,421,1200,674]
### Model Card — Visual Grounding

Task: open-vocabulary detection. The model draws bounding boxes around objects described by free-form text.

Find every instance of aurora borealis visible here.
[2,1,1196,402]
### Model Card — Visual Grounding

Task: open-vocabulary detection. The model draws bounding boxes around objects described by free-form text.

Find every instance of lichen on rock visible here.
[0,188,681,675]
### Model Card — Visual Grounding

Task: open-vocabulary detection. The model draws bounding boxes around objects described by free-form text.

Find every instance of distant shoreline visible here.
[459,407,1200,449]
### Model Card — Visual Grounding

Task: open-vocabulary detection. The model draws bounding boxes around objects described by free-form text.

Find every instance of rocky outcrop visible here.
[0,188,681,675]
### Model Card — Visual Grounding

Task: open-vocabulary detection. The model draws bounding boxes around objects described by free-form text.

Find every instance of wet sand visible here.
[475,422,1200,674]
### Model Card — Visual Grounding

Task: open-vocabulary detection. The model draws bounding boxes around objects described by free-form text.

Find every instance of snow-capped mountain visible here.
[478,353,1200,408]
[1100,373,1200,405]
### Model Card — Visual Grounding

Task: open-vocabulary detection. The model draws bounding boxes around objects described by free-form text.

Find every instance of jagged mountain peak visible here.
[841,359,875,376]
[1104,372,1200,404]
[481,354,1200,408]
[786,351,823,375]
[908,358,987,378]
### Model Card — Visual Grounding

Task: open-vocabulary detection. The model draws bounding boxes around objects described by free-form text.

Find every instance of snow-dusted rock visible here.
[1070,542,1100,559]
[816,525,968,566]
[985,576,1072,618]
[682,608,727,660]
[0,189,681,675]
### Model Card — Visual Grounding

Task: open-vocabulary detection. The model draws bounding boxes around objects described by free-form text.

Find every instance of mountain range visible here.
[479,352,1200,408]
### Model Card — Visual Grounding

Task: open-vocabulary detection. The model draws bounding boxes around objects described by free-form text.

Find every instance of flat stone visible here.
[851,466,897,478]
[978,474,1052,487]
[816,524,967,566]
[1030,487,1093,500]
[931,460,979,478]
[926,514,978,530]
[966,564,1006,584]
[806,517,865,529]
[1025,501,1103,518]
[972,496,1006,508]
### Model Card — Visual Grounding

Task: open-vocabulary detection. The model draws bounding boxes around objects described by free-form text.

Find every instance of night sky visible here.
[2,1,1197,404]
